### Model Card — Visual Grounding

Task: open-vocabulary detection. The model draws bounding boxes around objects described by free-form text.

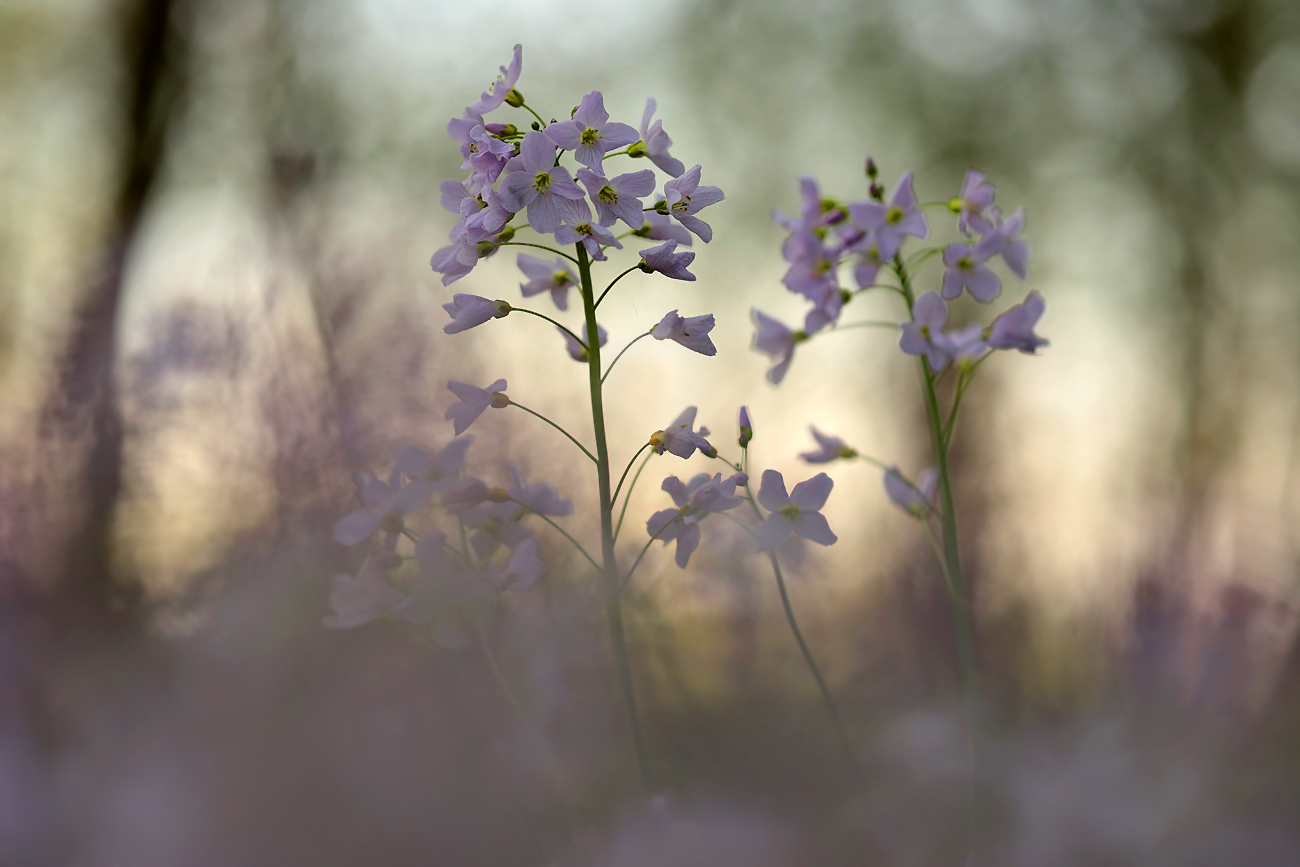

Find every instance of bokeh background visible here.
[4,0,1300,863]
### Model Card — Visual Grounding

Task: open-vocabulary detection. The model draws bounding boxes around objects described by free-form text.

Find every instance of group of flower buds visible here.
[751,163,1048,384]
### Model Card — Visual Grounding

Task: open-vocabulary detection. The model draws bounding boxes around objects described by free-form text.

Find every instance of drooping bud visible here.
[492,300,512,319]
[490,123,518,137]
[865,157,878,178]
[733,471,749,486]
[627,140,648,158]
[475,240,496,257]
[530,121,541,131]
[738,406,753,448]
[869,182,885,201]
[496,225,516,243]
[490,392,510,409]
[504,88,525,108]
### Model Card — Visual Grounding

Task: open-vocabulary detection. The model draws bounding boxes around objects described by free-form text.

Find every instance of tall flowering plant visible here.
[322,46,852,789]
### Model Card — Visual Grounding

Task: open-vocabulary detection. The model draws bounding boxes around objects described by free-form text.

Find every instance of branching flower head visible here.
[546,90,639,172]
[652,310,716,356]
[756,470,838,552]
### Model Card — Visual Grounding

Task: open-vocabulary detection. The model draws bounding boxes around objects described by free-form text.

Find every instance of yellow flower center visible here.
[886,207,904,224]
[580,128,601,146]
[780,503,802,521]
[533,172,550,192]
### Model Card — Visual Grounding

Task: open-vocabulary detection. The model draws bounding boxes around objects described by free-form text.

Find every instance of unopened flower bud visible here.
[869,182,885,201]
[380,512,405,535]
[504,88,525,108]
[700,444,718,459]
[530,121,541,131]
[947,197,963,214]
[492,123,518,137]
[492,300,512,318]
[638,260,655,273]
[627,140,648,158]
[792,330,810,344]
[653,199,669,215]
[733,471,749,486]
[476,240,496,257]
[488,487,510,503]
[840,289,852,304]
[490,392,510,409]
[496,225,516,243]
[865,157,878,178]
[738,406,753,448]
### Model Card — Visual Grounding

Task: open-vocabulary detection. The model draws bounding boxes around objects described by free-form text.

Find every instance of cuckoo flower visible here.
[638,240,696,281]
[429,223,482,286]
[561,322,607,362]
[443,294,509,334]
[491,535,544,591]
[774,175,841,238]
[941,237,1002,303]
[751,309,804,385]
[647,473,743,568]
[517,254,577,311]
[506,463,574,517]
[652,310,716,356]
[396,437,474,493]
[803,289,847,336]
[634,211,693,245]
[451,119,514,182]
[323,556,406,629]
[848,171,928,258]
[782,231,840,308]
[470,43,522,115]
[497,131,584,233]
[391,532,486,628]
[576,167,655,228]
[951,169,997,236]
[554,198,622,261]
[800,427,858,463]
[899,291,957,373]
[441,177,481,217]
[462,188,512,242]
[441,477,491,512]
[756,470,838,552]
[650,406,715,459]
[661,165,724,243]
[545,90,639,171]
[333,468,435,548]
[464,501,530,559]
[633,98,685,177]
[986,290,1048,353]
[446,378,508,435]
[984,207,1030,279]
[884,466,939,517]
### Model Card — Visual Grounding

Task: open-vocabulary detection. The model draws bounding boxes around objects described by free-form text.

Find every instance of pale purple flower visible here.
[392,532,486,626]
[429,223,482,286]
[849,233,891,290]
[446,378,508,435]
[506,463,574,517]
[576,168,655,228]
[638,240,696,281]
[941,237,1002,303]
[756,470,838,552]
[333,468,435,548]
[462,187,513,242]
[899,291,957,373]
[884,466,939,517]
[545,90,639,171]
[323,556,405,629]
[517,254,577,311]
[561,322,606,362]
[803,288,847,336]
[497,131,585,233]
[443,294,508,335]
[396,437,473,492]
[440,177,480,216]
[751,309,804,385]
[848,171,929,258]
[661,165,725,243]
[634,210,693,245]
[952,169,997,236]
[441,477,491,512]
[738,406,753,447]
[491,534,544,591]
[634,98,685,177]
[650,406,715,459]
[949,324,991,367]
[983,207,1030,279]
[774,175,840,237]
[986,290,1048,353]
[647,473,743,568]
[800,427,858,463]
[470,44,522,115]
[553,198,622,261]
[652,310,716,356]
[464,500,529,559]
[781,231,840,308]
[450,117,514,182]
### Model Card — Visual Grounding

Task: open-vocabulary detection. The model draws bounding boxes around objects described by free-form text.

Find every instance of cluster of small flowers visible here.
[751,165,1047,386]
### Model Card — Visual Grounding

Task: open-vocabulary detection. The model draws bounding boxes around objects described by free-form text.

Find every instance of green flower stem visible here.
[510,306,586,349]
[903,245,944,274]
[613,450,655,543]
[612,443,652,506]
[737,477,862,776]
[518,102,548,128]
[601,331,652,384]
[602,148,631,159]
[595,266,642,309]
[507,497,600,573]
[499,241,580,266]
[507,401,597,464]
[577,242,651,791]
[620,509,680,593]
[828,320,900,333]
[896,253,979,845]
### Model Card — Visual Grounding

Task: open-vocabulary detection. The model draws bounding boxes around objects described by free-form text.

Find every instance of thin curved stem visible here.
[829,320,900,333]
[518,102,548,128]
[620,510,680,593]
[595,266,641,309]
[499,241,580,266]
[716,510,757,538]
[511,306,586,348]
[601,331,652,384]
[507,401,597,464]
[613,450,654,543]
[602,148,631,159]
[508,497,600,573]
[613,443,652,506]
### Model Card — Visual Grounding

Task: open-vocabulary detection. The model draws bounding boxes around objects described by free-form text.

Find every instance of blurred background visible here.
[3,0,1300,863]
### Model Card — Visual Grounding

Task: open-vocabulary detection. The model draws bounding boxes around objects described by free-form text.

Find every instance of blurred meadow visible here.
[3,0,1300,863]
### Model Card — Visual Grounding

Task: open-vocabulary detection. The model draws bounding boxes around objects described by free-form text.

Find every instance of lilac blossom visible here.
[884,466,939,517]
[751,309,804,385]
[464,501,529,558]
[799,427,858,463]
[941,237,1002,303]
[849,233,891,290]
[545,91,638,171]
[429,223,482,286]
[781,231,840,309]
[986,290,1049,353]
[333,469,435,548]
[650,406,715,459]
[446,378,508,435]
[554,198,622,261]
[638,240,696,281]
[646,473,744,567]
[983,207,1030,279]
[652,310,716,356]
[561,322,607,362]
[449,114,514,182]
[756,470,838,552]
[506,463,574,517]
[738,406,753,447]
[392,532,486,627]
[323,556,405,629]
[951,169,997,236]
[517,254,577,311]
[576,168,655,228]
[803,289,847,336]
[396,437,473,492]
[634,98,685,177]
[440,177,481,216]
[899,291,957,372]
[661,165,725,243]
[848,171,929,259]
[443,294,509,334]
[462,187,512,242]
[470,44,522,115]
[497,131,584,233]
[634,210,693,245]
